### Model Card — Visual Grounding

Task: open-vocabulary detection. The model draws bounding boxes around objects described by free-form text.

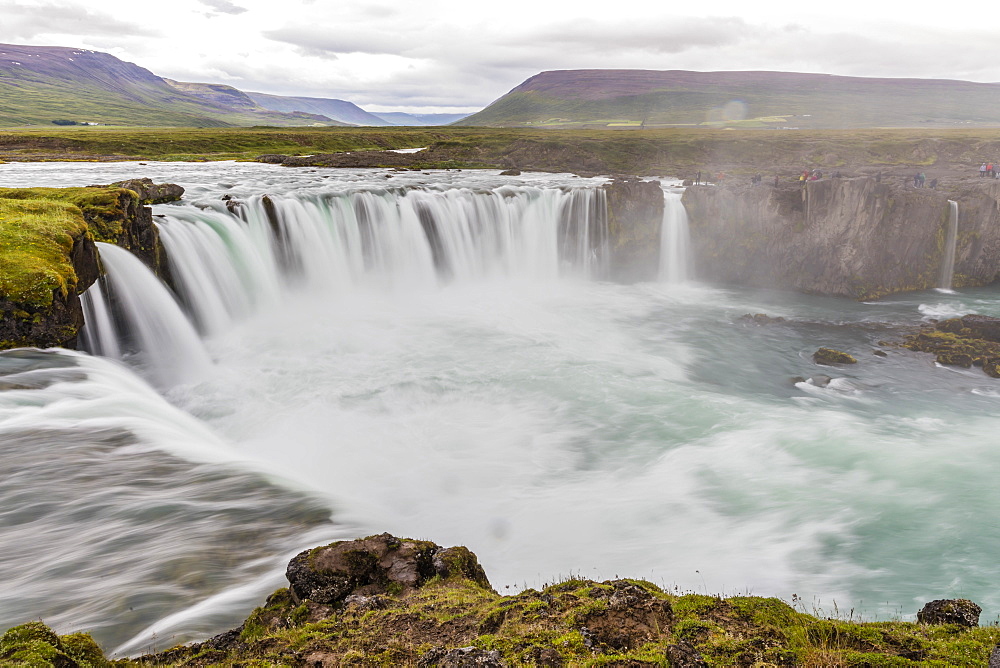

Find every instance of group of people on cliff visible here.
[979,163,1000,178]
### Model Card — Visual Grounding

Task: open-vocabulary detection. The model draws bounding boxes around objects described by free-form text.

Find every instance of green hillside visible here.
[0,44,344,127]
[458,69,1000,129]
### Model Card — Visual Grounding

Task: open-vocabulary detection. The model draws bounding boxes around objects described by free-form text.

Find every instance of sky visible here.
[2,0,999,113]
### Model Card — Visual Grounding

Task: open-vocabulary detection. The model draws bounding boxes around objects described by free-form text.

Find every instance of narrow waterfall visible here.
[938,200,959,291]
[80,186,611,373]
[83,243,213,387]
[659,191,692,283]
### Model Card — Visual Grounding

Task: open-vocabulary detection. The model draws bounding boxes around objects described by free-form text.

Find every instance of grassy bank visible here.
[5,127,1000,175]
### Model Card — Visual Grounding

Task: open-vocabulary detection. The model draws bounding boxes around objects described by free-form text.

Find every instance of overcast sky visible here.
[3,0,998,113]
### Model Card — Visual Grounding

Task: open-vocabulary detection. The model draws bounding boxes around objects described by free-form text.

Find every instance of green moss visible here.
[0,187,135,242]
[0,197,86,306]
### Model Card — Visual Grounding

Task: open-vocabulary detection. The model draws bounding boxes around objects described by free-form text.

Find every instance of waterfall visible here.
[82,243,212,387]
[80,186,610,378]
[659,191,692,283]
[938,200,959,292]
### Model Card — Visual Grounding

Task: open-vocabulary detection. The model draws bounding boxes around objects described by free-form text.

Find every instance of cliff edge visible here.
[683,177,1000,299]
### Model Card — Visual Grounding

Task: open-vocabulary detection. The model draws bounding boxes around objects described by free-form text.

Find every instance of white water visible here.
[939,200,959,291]
[4,162,1000,655]
[659,190,691,283]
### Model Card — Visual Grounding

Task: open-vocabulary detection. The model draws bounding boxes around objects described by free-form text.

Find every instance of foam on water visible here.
[6,163,1000,653]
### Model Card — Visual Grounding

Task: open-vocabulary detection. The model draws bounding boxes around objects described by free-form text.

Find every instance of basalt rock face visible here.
[603,176,664,281]
[682,178,1000,299]
[108,178,184,205]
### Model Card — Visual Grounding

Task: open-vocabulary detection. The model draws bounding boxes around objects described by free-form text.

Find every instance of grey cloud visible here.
[2,1,156,39]
[263,26,418,56]
[198,0,248,15]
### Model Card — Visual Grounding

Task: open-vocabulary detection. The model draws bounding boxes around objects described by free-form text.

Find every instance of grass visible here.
[0,197,86,306]
[5,126,1000,176]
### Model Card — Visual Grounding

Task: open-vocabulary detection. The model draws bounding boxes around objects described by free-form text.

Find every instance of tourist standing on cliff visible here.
[980,163,988,177]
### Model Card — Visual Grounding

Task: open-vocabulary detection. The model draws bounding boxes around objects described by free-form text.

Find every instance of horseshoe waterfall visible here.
[4,162,1000,658]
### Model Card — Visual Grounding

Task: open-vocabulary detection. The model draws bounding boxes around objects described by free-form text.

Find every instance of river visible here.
[1,161,998,657]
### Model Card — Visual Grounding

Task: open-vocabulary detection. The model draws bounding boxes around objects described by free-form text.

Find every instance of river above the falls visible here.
[2,161,1000,656]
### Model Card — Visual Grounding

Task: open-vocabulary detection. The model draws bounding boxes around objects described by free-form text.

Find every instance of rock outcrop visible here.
[903,314,1000,376]
[682,177,1000,299]
[0,183,179,349]
[917,599,982,627]
[603,176,664,281]
[4,533,1000,666]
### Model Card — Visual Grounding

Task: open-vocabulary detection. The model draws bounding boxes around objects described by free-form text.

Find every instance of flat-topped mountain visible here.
[246,91,388,126]
[457,69,1000,129]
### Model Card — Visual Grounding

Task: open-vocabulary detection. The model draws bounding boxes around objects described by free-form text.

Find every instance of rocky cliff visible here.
[4,533,1000,666]
[682,177,1000,299]
[603,177,664,281]
[0,183,178,349]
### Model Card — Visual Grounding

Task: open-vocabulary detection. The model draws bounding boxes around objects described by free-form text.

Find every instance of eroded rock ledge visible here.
[4,533,999,666]
[683,177,1000,299]
[0,182,181,349]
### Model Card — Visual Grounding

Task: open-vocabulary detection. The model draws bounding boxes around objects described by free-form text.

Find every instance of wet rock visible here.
[809,374,832,387]
[286,533,492,606]
[418,646,505,667]
[603,177,664,282]
[813,347,857,365]
[873,349,888,357]
[257,154,288,164]
[108,177,184,204]
[903,318,1000,376]
[499,169,521,176]
[917,599,981,627]
[740,313,786,325]
[666,640,708,667]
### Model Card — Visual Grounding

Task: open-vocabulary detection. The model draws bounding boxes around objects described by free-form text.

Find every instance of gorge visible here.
[4,161,1000,664]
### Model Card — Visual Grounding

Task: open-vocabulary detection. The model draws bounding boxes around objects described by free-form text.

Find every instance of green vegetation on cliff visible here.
[7,534,999,667]
[0,187,139,243]
[0,197,86,305]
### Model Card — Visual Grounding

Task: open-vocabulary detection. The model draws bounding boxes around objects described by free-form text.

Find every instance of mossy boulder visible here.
[0,621,108,667]
[286,532,493,607]
[813,347,858,365]
[917,599,982,627]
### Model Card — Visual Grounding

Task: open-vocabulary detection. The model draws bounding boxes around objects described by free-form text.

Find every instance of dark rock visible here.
[989,643,1000,668]
[108,177,184,204]
[789,376,806,384]
[813,347,858,365]
[740,313,786,325]
[499,169,521,176]
[952,314,1000,342]
[917,599,981,627]
[603,177,664,282]
[873,349,888,357]
[578,580,673,651]
[257,154,289,164]
[285,533,492,606]
[666,641,708,667]
[809,374,833,387]
[418,646,505,667]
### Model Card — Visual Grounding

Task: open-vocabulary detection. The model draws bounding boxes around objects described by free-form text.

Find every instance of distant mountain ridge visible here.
[0,43,462,128]
[457,69,1000,129]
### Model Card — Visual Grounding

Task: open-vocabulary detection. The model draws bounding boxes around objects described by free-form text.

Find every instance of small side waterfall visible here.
[84,243,212,387]
[938,200,959,292]
[659,191,692,283]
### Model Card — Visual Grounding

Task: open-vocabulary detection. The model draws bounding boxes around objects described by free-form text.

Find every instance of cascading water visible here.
[938,199,959,291]
[86,243,212,387]
[8,162,1000,657]
[659,190,692,283]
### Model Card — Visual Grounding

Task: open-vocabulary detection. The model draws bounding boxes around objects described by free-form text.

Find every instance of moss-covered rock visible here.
[813,347,858,365]
[7,534,1000,666]
[0,621,108,667]
[903,315,1000,377]
[0,184,170,350]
